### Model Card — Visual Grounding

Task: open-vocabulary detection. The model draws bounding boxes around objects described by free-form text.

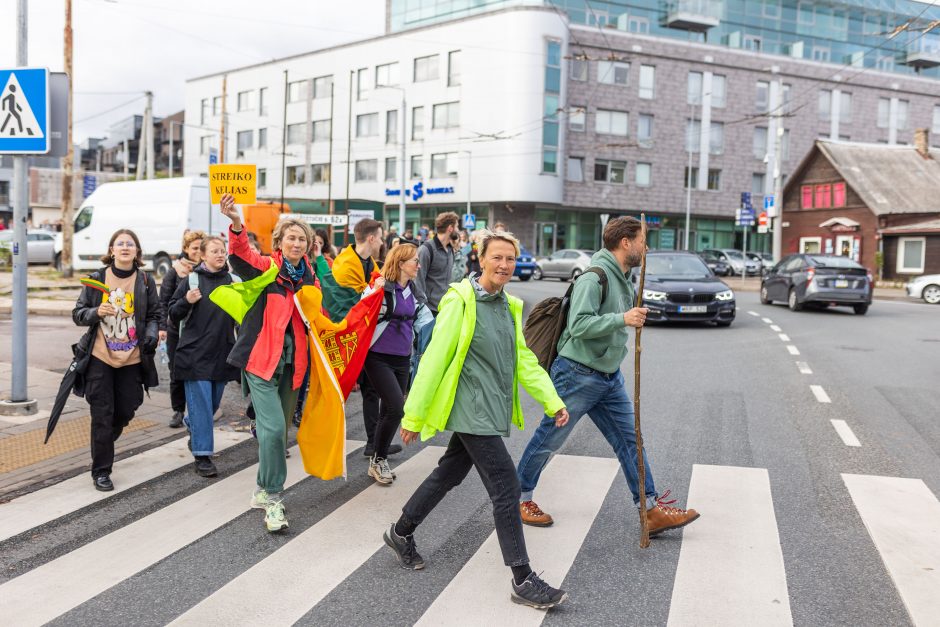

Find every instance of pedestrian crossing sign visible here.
[0,68,50,155]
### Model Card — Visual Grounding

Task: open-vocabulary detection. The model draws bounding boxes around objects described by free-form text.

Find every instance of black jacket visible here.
[72,266,160,390]
[158,252,188,335]
[168,264,240,382]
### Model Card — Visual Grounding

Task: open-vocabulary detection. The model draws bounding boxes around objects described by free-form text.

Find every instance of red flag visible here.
[319,288,383,398]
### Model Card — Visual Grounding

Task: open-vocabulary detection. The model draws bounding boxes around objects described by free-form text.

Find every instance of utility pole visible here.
[135,92,152,180]
[60,0,74,278]
[343,70,353,246]
[168,120,174,177]
[123,138,129,179]
[327,81,334,215]
[146,92,154,179]
[280,70,287,209]
[769,69,784,261]
[398,91,406,233]
[219,76,227,165]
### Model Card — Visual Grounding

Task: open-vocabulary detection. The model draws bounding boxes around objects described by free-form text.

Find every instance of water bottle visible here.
[159,339,169,365]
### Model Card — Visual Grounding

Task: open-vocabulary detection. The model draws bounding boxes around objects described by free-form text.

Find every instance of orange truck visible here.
[241,202,290,253]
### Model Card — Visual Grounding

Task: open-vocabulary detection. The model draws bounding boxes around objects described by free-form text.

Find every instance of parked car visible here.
[537,248,594,281]
[699,250,732,276]
[906,274,940,304]
[634,251,736,327]
[746,251,775,273]
[761,254,872,314]
[701,248,761,276]
[0,230,58,265]
[513,246,538,281]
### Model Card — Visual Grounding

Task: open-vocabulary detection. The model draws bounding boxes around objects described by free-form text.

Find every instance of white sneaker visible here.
[368,456,394,485]
[250,487,274,509]
[264,499,288,532]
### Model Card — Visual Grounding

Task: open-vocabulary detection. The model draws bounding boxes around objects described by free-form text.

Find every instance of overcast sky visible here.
[0,0,386,143]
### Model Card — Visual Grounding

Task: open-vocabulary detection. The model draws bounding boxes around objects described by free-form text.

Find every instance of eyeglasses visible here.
[113,241,137,248]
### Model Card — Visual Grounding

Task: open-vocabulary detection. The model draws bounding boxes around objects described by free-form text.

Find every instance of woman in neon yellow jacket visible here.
[382,230,571,611]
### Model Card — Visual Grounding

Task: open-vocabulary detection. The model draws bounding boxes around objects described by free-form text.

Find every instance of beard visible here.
[627,249,643,267]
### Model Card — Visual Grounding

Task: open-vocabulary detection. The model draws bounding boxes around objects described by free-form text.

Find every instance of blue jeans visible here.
[517,356,657,509]
[184,380,226,457]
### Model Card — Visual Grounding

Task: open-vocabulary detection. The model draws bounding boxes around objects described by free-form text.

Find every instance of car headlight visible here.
[715,290,734,301]
[643,289,668,302]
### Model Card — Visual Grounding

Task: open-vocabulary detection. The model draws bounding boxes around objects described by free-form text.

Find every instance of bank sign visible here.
[385,181,454,201]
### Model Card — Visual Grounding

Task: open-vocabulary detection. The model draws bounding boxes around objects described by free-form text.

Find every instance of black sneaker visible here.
[169,411,184,429]
[194,456,218,477]
[363,443,403,457]
[511,572,568,610]
[383,523,425,570]
[292,410,302,428]
[93,475,114,492]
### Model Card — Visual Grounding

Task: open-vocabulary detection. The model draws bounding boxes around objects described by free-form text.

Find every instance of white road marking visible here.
[667,465,792,627]
[748,311,760,317]
[787,345,800,355]
[796,362,813,375]
[810,385,831,403]
[830,420,861,447]
[778,333,791,342]
[762,317,773,324]
[843,474,940,626]
[770,324,782,332]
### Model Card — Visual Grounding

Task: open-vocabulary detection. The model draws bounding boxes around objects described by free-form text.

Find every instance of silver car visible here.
[536,249,594,281]
[0,230,58,265]
[906,274,940,304]
[702,248,761,277]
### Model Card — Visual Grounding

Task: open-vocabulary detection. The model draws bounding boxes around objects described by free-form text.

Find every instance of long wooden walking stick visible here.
[634,214,651,548]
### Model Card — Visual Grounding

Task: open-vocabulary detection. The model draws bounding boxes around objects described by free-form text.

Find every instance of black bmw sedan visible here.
[633,251,736,327]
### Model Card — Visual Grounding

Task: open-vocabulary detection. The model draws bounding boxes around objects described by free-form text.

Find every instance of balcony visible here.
[904,36,940,69]
[666,0,721,32]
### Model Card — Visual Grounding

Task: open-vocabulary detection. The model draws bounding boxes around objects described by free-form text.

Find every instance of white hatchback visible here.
[906,274,940,304]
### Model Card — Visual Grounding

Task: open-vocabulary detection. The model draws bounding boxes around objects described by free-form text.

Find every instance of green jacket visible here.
[402,278,565,441]
[557,248,635,374]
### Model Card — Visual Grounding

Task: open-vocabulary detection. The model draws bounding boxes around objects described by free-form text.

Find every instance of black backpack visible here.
[523,267,608,372]
[380,288,418,324]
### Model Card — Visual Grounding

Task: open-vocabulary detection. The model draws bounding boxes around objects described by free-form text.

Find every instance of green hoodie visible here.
[402,278,565,441]
[556,248,635,374]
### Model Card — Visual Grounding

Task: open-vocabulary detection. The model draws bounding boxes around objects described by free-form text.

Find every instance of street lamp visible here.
[459,149,472,218]
[376,85,407,233]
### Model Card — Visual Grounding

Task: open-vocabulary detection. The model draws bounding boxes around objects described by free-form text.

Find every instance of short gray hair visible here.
[476,229,520,257]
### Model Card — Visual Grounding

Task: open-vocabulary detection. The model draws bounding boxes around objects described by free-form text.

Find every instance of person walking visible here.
[168,236,240,478]
[413,211,459,315]
[361,244,432,485]
[158,230,205,429]
[384,230,570,610]
[72,229,160,491]
[219,193,318,532]
[516,217,700,536]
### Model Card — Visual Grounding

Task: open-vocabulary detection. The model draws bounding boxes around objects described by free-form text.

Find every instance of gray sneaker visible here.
[511,572,568,609]
[368,456,394,485]
[383,523,425,570]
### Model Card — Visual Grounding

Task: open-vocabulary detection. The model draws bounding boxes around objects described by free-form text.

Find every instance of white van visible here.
[59,177,215,278]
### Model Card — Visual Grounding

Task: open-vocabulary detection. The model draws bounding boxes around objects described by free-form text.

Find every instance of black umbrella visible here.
[44,355,81,444]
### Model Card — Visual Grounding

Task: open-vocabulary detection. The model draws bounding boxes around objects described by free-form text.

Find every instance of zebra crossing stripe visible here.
[667,465,792,627]
[169,446,445,626]
[0,441,364,627]
[0,430,251,543]
[842,474,940,626]
[415,454,620,626]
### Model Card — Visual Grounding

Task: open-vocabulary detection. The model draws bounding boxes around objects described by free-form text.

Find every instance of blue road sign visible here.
[764,195,775,211]
[208,148,218,165]
[0,68,50,154]
[82,175,97,198]
[462,213,476,230]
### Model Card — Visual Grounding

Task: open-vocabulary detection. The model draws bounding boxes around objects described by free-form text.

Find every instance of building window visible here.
[200,136,211,156]
[237,90,253,112]
[801,185,813,208]
[798,1,814,25]
[752,172,766,196]
[637,114,653,147]
[258,168,266,188]
[236,130,253,151]
[687,72,702,105]
[357,68,369,101]
[567,157,584,182]
[569,107,585,131]
[594,159,626,184]
[258,87,268,116]
[627,16,649,33]
[313,119,331,143]
[812,46,830,62]
[595,109,628,136]
[286,122,306,145]
[355,159,377,182]
[258,128,267,149]
[819,90,831,121]
[598,61,629,86]
[683,167,698,189]
[288,81,306,103]
[839,92,852,123]
[414,54,439,82]
[638,65,655,99]
[386,110,398,144]
[757,81,770,112]
[410,155,423,178]
[707,169,721,191]
[412,106,424,140]
[898,99,910,130]
[763,0,781,18]
[570,56,587,81]
[431,152,458,178]
[635,162,652,187]
[753,127,768,159]
[543,150,557,174]
[385,157,397,182]
[709,122,724,155]
[200,99,208,125]
[933,105,940,134]
[782,129,790,161]
[877,98,890,129]
[212,96,222,115]
[311,163,330,183]
[833,181,846,207]
[712,74,727,108]
[814,184,831,208]
[743,35,762,52]
[356,113,379,137]
[448,50,461,86]
[375,62,399,87]
[432,102,460,129]
[313,75,333,99]
[686,120,701,153]
[543,120,559,147]
[286,165,306,185]
[897,237,926,273]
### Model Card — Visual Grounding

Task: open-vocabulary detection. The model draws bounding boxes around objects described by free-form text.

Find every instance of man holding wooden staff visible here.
[516,216,700,536]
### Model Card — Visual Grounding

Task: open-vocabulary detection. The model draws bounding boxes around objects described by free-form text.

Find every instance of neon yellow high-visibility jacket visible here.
[401,278,565,441]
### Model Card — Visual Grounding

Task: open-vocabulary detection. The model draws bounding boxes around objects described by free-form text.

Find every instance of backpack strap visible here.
[583,266,608,304]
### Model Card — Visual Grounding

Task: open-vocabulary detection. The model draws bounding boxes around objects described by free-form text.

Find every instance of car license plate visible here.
[678,305,707,313]
[834,279,849,288]
[520,269,532,275]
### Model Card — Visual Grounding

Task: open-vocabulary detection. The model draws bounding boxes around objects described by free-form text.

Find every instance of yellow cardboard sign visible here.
[209,164,257,204]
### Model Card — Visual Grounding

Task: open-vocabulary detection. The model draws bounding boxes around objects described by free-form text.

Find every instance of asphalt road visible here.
[1,280,938,626]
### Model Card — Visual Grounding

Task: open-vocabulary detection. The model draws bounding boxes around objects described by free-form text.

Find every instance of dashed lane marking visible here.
[786,346,800,356]
[796,362,813,375]
[810,385,831,403]
[830,420,861,447]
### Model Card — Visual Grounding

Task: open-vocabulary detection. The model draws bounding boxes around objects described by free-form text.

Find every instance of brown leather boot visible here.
[520,500,554,527]
[645,491,700,537]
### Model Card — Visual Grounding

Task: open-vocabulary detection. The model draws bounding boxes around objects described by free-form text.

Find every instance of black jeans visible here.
[401,432,529,567]
[359,369,380,446]
[166,331,185,413]
[363,351,410,459]
[84,356,144,478]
